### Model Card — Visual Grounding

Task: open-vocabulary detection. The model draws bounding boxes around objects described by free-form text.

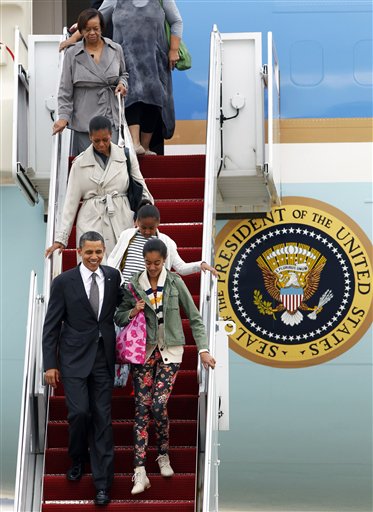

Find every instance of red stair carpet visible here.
[43,154,206,511]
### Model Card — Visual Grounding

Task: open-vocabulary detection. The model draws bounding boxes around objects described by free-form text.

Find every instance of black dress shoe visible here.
[95,489,110,506]
[66,461,84,481]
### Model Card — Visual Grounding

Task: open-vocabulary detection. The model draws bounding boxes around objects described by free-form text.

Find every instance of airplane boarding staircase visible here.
[42,153,213,511]
[15,130,226,511]
[14,24,280,512]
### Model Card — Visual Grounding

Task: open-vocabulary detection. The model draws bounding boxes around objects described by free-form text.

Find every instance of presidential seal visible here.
[215,197,372,368]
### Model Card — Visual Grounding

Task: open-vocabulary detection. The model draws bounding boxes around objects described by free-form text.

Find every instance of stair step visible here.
[139,154,205,179]
[49,395,198,421]
[181,273,201,295]
[42,500,194,511]
[43,473,195,501]
[155,199,203,223]
[48,153,205,510]
[145,178,205,200]
[68,198,204,225]
[45,447,196,474]
[67,223,203,249]
[53,370,197,397]
[47,420,197,448]
[177,247,202,262]
[160,223,203,247]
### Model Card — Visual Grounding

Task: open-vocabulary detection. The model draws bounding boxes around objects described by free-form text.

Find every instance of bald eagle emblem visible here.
[254,243,333,326]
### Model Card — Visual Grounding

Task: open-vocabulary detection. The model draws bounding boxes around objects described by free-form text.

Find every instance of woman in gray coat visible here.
[60,0,183,155]
[53,8,128,154]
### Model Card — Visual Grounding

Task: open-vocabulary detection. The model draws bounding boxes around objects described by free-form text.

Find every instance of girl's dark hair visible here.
[77,8,105,34]
[137,204,160,221]
[143,239,167,259]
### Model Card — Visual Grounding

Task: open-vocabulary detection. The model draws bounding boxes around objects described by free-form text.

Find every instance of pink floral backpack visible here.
[116,284,147,364]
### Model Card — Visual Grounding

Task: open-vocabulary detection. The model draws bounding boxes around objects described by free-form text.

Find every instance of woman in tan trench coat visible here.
[46,116,153,260]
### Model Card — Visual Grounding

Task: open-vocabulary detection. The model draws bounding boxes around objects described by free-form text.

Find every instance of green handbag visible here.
[160,1,192,71]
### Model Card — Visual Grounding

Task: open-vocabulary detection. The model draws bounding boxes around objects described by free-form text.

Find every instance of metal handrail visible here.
[195,24,222,512]
[14,272,37,512]
[199,24,221,388]
[35,36,71,509]
[14,30,71,511]
[202,278,219,512]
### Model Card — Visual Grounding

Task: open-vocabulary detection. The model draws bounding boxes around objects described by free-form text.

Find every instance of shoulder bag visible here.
[117,94,144,213]
[116,284,147,365]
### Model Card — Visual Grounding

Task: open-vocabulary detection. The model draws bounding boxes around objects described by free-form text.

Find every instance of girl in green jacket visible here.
[115,238,215,495]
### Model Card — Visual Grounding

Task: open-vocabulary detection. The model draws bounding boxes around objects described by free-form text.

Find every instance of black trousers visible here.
[125,101,161,133]
[63,341,114,490]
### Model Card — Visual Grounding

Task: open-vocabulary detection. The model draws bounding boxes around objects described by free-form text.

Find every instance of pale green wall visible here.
[218,183,373,512]
[0,186,46,499]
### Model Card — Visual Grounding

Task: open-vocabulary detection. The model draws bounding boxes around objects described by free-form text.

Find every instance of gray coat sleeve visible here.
[58,47,74,123]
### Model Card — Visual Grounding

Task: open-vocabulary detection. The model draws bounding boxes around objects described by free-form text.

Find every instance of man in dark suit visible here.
[43,231,122,506]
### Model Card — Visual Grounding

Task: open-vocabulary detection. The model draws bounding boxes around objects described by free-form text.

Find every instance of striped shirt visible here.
[121,232,157,284]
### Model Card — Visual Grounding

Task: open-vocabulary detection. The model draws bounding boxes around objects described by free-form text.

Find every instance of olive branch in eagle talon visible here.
[253,290,277,319]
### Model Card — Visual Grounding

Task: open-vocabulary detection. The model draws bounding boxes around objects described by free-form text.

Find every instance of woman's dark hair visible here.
[143,239,167,259]
[89,115,112,134]
[137,204,160,221]
[77,8,105,34]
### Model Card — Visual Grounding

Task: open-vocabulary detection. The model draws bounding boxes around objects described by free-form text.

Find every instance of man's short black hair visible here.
[79,231,105,248]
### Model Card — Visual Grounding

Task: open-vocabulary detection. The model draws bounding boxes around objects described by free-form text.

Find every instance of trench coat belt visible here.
[100,191,126,216]
[83,192,126,217]
[97,85,118,128]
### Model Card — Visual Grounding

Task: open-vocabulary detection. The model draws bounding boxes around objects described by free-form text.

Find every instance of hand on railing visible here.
[200,261,219,277]
[115,83,127,97]
[45,241,65,258]
[44,368,60,389]
[52,119,68,136]
[200,351,216,370]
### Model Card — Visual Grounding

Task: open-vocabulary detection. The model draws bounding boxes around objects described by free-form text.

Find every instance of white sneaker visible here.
[156,454,174,477]
[144,149,157,156]
[131,466,150,494]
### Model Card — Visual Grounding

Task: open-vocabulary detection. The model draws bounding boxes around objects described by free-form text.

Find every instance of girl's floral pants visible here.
[131,348,180,467]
